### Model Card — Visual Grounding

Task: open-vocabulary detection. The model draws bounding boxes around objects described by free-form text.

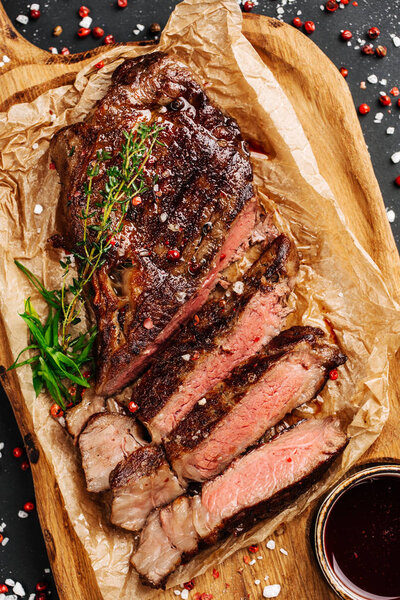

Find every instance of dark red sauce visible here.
[324,474,400,600]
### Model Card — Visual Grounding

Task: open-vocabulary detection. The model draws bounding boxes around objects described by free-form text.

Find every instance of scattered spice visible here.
[361,44,374,55]
[30,8,41,19]
[0,585,8,594]
[375,45,387,58]
[390,87,400,97]
[243,555,250,564]
[249,544,259,553]
[292,17,302,28]
[78,6,90,18]
[379,94,391,107]
[131,196,142,205]
[128,401,139,413]
[243,1,255,12]
[92,26,105,38]
[341,30,352,41]
[183,579,195,591]
[358,103,370,115]
[167,249,181,261]
[368,26,380,39]
[304,21,316,35]
[23,501,35,512]
[61,47,70,55]
[35,582,47,592]
[325,1,338,12]
[95,60,105,69]
[13,447,23,458]
[53,25,62,36]
[21,460,30,471]
[340,67,348,78]
[150,22,161,34]
[117,0,128,7]
[329,369,339,380]
[50,403,64,418]
[78,27,91,38]
[212,568,219,579]
[104,34,116,45]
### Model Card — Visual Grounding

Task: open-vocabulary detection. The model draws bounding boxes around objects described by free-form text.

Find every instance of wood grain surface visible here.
[0,5,399,600]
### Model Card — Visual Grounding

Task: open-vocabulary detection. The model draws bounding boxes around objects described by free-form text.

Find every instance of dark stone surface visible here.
[1,0,399,596]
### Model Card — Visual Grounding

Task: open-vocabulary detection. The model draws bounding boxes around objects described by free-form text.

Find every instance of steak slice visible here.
[50,51,261,397]
[79,413,146,492]
[132,234,298,442]
[109,445,185,532]
[165,326,347,482]
[65,388,106,441]
[132,417,347,588]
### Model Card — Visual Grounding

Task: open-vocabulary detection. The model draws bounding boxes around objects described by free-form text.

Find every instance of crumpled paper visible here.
[0,0,399,598]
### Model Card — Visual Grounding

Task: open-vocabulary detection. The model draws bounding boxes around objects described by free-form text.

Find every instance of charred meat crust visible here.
[110,445,166,489]
[165,326,347,457]
[132,234,298,424]
[50,51,258,396]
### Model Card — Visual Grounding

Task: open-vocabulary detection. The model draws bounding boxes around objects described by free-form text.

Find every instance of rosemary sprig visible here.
[8,122,163,409]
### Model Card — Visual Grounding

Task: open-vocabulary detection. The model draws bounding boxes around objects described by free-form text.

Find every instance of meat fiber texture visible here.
[0,0,399,598]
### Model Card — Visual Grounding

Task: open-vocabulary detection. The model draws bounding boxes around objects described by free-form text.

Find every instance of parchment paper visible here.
[1,0,399,597]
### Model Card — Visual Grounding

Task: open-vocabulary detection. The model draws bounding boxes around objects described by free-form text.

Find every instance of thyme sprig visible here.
[8,122,164,409]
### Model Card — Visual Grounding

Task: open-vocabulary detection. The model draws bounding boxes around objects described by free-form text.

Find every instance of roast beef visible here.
[109,445,185,532]
[79,413,146,492]
[50,51,263,397]
[165,327,347,482]
[131,417,347,588]
[132,234,298,442]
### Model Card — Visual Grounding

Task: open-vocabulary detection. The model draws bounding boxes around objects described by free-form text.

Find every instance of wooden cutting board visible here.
[0,5,399,600]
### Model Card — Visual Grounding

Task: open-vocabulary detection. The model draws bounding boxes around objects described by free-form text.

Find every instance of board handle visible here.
[0,1,49,66]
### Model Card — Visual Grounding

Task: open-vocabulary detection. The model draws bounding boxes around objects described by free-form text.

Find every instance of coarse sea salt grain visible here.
[1,537,9,546]
[137,24,145,31]
[174,590,181,597]
[249,559,256,565]
[255,579,261,585]
[16,14,29,25]
[3,55,10,63]
[263,584,281,598]
[280,548,288,555]
[266,540,276,550]
[379,78,387,85]
[34,204,43,215]
[18,510,28,518]
[387,209,395,223]
[13,582,25,597]
[32,142,39,149]
[30,3,40,10]
[198,398,207,406]
[391,151,400,164]
[232,281,244,294]
[393,36,400,47]
[181,590,189,600]
[387,127,395,134]
[79,16,92,28]
[0,442,4,450]
[367,74,378,84]
[133,29,140,35]
[182,354,190,361]
[5,579,15,587]
[29,594,36,600]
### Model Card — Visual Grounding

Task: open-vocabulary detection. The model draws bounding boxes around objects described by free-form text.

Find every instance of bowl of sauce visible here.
[314,464,400,600]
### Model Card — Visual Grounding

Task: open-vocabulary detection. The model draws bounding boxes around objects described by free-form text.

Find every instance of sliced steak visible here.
[66,388,106,441]
[79,413,146,492]
[50,51,262,397]
[132,417,347,588]
[132,234,298,442]
[109,445,185,532]
[165,326,346,482]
